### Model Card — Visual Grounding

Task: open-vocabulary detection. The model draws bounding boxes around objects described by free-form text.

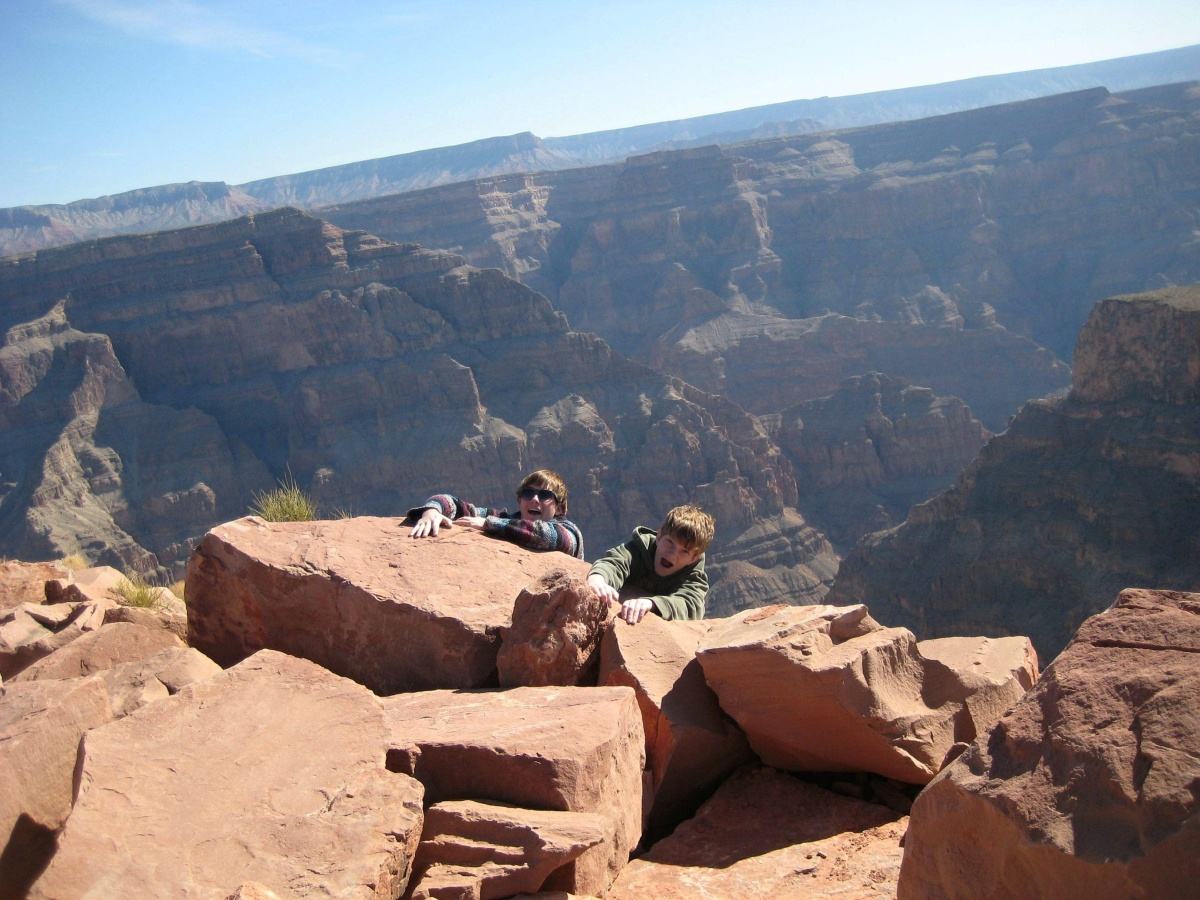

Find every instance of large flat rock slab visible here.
[608,766,906,899]
[599,614,751,836]
[11,621,184,682]
[0,677,112,897]
[384,685,644,891]
[32,649,425,899]
[699,604,1036,783]
[187,516,590,693]
[899,588,1200,899]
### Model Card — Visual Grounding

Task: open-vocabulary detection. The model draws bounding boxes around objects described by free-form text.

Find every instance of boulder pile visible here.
[2,521,1195,897]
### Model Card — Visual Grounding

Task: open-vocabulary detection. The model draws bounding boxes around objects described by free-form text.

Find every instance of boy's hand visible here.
[588,574,619,604]
[411,508,453,538]
[619,598,653,625]
[454,516,486,531]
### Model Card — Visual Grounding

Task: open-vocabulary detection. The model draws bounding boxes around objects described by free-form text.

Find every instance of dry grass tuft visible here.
[249,472,317,522]
[112,573,165,609]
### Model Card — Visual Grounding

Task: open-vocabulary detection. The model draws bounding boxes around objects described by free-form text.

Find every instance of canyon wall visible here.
[0,209,835,609]
[830,286,1200,658]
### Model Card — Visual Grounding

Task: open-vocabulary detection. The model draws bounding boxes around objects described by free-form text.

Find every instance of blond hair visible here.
[660,505,715,553]
[518,469,569,516]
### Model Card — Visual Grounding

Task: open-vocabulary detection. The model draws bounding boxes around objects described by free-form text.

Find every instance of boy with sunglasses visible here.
[407,468,584,559]
[587,505,714,625]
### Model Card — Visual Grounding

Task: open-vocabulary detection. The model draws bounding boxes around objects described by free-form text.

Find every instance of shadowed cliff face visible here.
[0,209,835,605]
[830,286,1200,659]
[326,83,1200,431]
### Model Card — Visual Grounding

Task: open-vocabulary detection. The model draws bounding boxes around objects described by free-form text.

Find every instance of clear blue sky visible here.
[3,0,1198,207]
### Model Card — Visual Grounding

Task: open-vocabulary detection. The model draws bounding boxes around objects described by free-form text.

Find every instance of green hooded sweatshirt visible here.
[589,526,707,620]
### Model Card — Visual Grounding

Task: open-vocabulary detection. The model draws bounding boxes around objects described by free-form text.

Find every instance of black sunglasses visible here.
[518,487,558,503]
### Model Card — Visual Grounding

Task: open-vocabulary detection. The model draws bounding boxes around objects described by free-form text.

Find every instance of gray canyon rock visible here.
[0,208,835,612]
[833,285,1200,658]
[33,649,425,899]
[898,588,1200,899]
[187,516,591,693]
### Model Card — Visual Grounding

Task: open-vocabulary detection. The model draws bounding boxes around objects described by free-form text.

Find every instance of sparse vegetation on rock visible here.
[248,473,317,523]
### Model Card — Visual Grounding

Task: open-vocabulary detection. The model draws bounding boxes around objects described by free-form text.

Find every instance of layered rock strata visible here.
[0,208,836,611]
[773,371,991,549]
[329,84,1200,426]
[832,286,1200,658]
[898,588,1200,899]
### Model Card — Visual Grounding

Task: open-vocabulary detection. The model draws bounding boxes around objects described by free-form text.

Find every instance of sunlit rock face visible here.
[831,285,1200,660]
[0,208,835,608]
[327,83,1200,432]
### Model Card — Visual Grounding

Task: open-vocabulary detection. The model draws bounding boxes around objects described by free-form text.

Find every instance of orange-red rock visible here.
[187,516,589,693]
[0,596,113,680]
[598,614,751,835]
[43,565,126,606]
[32,650,425,899]
[0,677,112,897]
[408,800,609,898]
[699,604,1036,783]
[898,588,1200,899]
[0,560,67,613]
[498,571,614,687]
[96,645,221,717]
[11,621,183,682]
[608,766,906,898]
[384,685,643,890]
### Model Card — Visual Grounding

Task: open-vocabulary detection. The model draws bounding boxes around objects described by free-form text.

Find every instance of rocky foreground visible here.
[2,523,1196,898]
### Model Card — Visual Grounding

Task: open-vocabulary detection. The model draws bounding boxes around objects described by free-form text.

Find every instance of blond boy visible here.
[587,505,715,625]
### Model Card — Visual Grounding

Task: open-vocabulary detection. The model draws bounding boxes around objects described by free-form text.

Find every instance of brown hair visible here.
[660,505,715,553]
[517,469,569,516]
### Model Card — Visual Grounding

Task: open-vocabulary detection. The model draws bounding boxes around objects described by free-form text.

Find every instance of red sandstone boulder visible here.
[0,560,67,613]
[384,685,644,891]
[187,516,590,693]
[598,614,752,836]
[32,649,425,899]
[96,645,221,717]
[43,564,126,606]
[11,621,184,682]
[898,588,1200,899]
[698,604,1036,783]
[408,800,609,898]
[607,766,906,898]
[498,571,615,687]
[0,677,112,897]
[0,596,113,680]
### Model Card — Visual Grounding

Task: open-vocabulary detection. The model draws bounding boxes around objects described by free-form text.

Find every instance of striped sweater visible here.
[409,493,585,559]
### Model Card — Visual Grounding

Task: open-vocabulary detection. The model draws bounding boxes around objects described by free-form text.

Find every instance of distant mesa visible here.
[3,42,1198,258]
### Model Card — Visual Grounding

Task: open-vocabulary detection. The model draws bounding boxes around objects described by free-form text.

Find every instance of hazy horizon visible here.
[3,0,1200,208]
